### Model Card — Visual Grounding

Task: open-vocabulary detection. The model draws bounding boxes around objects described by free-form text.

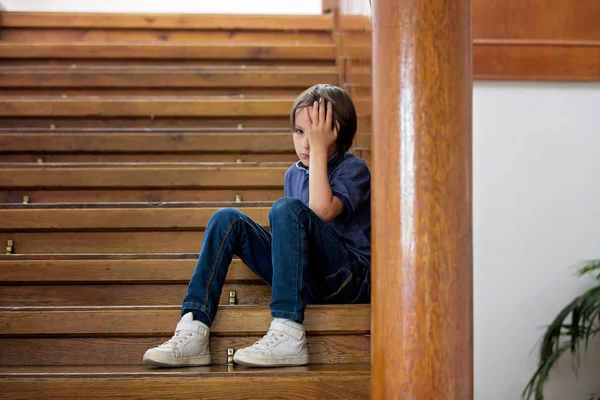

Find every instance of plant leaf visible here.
[522,284,600,400]
[576,259,600,280]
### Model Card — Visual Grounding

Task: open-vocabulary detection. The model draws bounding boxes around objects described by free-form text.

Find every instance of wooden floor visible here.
[0,11,371,399]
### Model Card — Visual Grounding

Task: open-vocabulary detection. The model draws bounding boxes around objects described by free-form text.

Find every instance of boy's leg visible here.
[233,197,369,367]
[181,207,273,326]
[144,207,272,367]
[270,197,369,321]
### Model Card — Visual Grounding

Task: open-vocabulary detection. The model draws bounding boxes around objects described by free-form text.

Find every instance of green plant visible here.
[522,259,600,400]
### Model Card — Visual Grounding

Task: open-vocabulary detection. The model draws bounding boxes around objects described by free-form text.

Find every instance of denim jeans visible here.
[181,197,370,325]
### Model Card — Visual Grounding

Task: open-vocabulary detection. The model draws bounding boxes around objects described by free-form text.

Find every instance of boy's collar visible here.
[295,152,345,174]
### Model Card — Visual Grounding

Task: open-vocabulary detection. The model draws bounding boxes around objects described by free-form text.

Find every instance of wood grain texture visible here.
[0,372,369,399]
[0,283,271,306]
[0,97,293,117]
[0,29,332,43]
[0,97,370,117]
[0,364,369,375]
[473,42,600,81]
[0,206,271,230]
[0,153,298,163]
[0,12,334,31]
[0,131,293,152]
[0,189,284,203]
[371,0,473,399]
[0,256,259,283]
[473,0,600,41]
[333,4,600,82]
[0,117,290,129]
[0,305,371,336]
[0,335,370,365]
[0,255,258,283]
[0,69,338,88]
[0,165,286,189]
[0,42,336,60]
[0,231,207,253]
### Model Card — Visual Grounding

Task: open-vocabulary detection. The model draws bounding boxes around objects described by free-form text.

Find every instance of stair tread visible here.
[0,201,273,209]
[0,162,290,167]
[0,305,371,336]
[0,205,270,230]
[0,165,286,189]
[0,253,203,260]
[0,255,258,283]
[0,12,334,31]
[0,42,336,61]
[0,364,370,377]
[0,127,290,132]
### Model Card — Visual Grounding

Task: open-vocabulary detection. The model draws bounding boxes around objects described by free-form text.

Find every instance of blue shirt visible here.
[283,152,371,265]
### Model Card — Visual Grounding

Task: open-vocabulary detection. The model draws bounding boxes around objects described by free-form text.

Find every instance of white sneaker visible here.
[143,312,211,367]
[233,318,309,367]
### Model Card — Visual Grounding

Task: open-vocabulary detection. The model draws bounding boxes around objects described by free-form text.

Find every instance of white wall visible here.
[0,0,322,14]
[474,81,600,400]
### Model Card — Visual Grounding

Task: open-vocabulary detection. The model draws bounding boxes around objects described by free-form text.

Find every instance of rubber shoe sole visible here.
[233,352,308,367]
[143,353,211,368]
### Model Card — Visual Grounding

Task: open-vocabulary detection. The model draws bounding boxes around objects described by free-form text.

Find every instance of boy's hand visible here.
[308,99,338,153]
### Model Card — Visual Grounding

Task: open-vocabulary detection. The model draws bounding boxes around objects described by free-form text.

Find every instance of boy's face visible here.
[292,107,338,167]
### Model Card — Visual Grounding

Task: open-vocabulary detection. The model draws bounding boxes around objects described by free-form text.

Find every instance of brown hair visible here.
[289,84,358,153]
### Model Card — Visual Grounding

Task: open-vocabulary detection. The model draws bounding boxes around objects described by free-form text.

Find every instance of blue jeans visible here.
[181,197,370,325]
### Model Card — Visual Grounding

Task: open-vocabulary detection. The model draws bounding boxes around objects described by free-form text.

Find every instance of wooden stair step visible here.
[0,68,339,88]
[0,29,332,44]
[0,164,287,189]
[0,153,298,163]
[0,230,210,254]
[0,87,310,97]
[0,231,212,253]
[0,203,272,253]
[0,365,369,400]
[0,12,334,31]
[0,283,271,307]
[0,202,272,230]
[0,130,294,152]
[0,96,371,117]
[0,335,369,366]
[0,305,370,336]
[0,188,284,204]
[0,96,293,117]
[0,42,336,60]
[0,254,259,283]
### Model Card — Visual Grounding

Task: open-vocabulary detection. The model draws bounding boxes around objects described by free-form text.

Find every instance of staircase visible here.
[0,12,371,399]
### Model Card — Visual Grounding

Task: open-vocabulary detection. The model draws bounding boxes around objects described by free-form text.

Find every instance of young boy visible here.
[143,84,371,367]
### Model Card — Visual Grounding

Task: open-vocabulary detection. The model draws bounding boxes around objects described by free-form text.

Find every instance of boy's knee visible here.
[209,207,243,227]
[269,197,305,221]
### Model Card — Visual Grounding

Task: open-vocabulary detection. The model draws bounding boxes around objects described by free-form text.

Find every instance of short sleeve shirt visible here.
[283,152,371,264]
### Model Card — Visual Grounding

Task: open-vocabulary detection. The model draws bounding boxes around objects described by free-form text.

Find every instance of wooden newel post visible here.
[371,0,473,398]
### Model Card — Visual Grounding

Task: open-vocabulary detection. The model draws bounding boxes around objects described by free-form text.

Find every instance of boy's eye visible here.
[295,129,304,135]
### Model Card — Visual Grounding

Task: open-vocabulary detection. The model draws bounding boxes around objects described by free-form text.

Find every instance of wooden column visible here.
[371,0,473,399]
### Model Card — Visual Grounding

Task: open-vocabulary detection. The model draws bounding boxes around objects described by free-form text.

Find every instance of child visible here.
[143,84,371,367]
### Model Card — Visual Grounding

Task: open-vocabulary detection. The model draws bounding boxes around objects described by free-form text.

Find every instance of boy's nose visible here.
[301,135,309,149]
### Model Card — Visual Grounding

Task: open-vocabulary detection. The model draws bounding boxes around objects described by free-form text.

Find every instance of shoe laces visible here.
[158,330,194,349]
[253,330,285,350]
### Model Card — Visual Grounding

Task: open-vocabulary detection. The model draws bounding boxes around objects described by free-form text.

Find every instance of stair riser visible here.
[0,284,271,307]
[0,189,284,203]
[0,335,370,366]
[0,258,260,284]
[0,306,371,336]
[0,375,370,400]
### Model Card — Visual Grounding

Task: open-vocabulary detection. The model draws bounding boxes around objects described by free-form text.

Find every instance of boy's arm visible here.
[309,148,344,222]
[308,99,344,222]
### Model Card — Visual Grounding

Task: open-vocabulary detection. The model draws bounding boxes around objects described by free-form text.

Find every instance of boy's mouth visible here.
[300,153,310,159]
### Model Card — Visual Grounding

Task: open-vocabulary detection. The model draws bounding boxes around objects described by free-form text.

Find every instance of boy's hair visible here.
[289,84,357,153]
